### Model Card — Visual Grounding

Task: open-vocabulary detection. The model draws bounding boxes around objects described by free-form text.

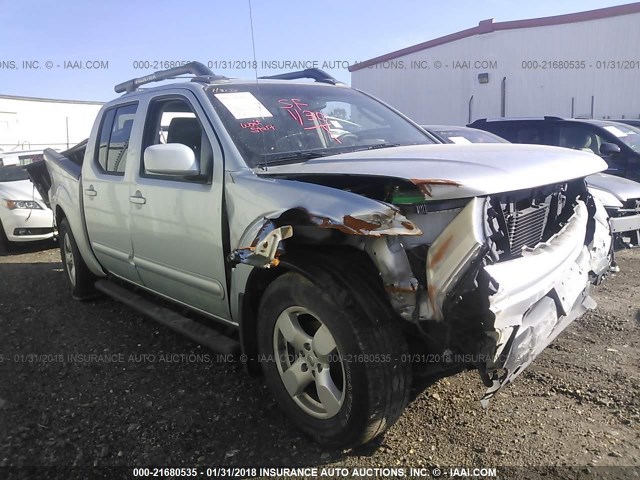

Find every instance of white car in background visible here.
[0,149,46,167]
[0,164,55,248]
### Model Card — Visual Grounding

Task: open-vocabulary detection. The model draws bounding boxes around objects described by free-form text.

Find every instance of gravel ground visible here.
[0,242,638,475]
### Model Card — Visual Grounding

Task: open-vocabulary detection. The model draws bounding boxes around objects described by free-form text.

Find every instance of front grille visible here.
[13,227,54,236]
[622,198,640,213]
[505,204,549,255]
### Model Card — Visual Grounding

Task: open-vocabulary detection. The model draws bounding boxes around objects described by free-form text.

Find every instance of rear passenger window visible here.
[514,126,544,145]
[557,127,602,154]
[96,104,138,174]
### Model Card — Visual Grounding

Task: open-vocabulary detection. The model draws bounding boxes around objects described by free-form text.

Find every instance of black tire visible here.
[257,267,411,447]
[58,218,97,299]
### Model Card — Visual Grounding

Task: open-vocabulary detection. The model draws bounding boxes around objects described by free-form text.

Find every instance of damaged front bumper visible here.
[416,197,611,404]
[479,200,600,404]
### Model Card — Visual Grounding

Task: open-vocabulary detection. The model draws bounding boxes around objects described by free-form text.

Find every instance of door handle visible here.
[85,185,97,197]
[129,190,146,205]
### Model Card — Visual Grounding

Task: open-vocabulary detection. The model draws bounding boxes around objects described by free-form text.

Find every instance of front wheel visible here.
[59,218,97,299]
[257,270,411,447]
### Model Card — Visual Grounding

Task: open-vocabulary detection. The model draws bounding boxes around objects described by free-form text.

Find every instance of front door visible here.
[129,92,230,321]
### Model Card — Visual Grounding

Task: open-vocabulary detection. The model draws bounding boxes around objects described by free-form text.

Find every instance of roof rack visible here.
[114,61,225,93]
[472,116,565,123]
[259,68,343,85]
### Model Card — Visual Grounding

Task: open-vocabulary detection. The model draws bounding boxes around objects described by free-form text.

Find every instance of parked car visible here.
[30,62,612,447]
[587,173,640,249]
[469,117,640,182]
[0,149,46,167]
[0,164,55,248]
[425,124,640,250]
[611,119,640,129]
[422,125,509,144]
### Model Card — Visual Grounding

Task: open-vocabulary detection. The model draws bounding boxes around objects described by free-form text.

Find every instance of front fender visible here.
[226,170,423,327]
[226,170,421,253]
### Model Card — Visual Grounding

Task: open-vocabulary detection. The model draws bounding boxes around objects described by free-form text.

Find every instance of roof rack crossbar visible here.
[259,68,341,85]
[114,61,215,93]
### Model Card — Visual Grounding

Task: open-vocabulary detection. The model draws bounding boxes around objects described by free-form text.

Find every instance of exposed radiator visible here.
[506,204,549,256]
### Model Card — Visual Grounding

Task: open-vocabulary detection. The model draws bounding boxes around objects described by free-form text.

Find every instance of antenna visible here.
[248,0,268,171]
[248,0,259,83]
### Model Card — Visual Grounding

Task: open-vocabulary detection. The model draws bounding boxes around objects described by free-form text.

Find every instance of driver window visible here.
[590,132,614,156]
[141,97,213,181]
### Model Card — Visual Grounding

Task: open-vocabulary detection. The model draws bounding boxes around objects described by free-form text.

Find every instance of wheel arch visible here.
[238,245,399,375]
[55,204,106,278]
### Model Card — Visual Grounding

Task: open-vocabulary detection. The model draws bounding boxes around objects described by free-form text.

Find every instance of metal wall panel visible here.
[352,13,640,125]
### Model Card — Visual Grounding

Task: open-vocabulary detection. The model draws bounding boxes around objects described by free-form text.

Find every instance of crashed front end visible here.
[375,178,611,402]
[228,147,611,403]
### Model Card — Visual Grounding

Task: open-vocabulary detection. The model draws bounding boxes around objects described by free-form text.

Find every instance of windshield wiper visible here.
[261,150,329,166]
[258,143,403,167]
[349,143,401,152]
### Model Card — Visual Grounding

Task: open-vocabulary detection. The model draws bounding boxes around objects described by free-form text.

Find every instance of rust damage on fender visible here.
[308,209,422,236]
[230,206,421,269]
[427,284,437,317]
[410,178,462,197]
[428,234,454,269]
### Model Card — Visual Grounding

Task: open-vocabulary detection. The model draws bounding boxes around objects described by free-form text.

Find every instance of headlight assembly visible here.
[3,199,43,210]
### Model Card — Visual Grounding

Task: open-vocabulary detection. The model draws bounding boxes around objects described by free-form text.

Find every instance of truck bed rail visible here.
[43,148,82,180]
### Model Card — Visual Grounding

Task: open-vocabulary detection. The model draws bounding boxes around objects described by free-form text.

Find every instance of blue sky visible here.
[0,0,632,101]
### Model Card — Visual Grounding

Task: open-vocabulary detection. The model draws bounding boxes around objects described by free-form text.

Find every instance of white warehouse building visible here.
[350,3,640,125]
[0,95,103,154]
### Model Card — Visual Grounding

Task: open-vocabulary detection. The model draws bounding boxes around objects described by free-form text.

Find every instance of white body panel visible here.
[351,10,640,124]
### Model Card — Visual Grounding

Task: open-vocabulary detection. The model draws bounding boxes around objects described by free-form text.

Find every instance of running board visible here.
[94,279,239,355]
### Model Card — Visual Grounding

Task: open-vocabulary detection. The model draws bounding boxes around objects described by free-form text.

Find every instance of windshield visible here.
[206,83,434,167]
[0,165,30,182]
[603,123,640,153]
[431,128,509,144]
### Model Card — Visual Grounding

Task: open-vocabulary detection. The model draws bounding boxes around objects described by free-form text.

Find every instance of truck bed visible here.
[25,140,87,206]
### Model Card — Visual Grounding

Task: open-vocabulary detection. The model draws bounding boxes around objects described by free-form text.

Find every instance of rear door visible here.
[509,121,547,145]
[129,91,230,321]
[476,121,546,145]
[82,102,142,282]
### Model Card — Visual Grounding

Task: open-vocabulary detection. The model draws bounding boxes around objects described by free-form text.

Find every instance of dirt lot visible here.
[0,242,638,474]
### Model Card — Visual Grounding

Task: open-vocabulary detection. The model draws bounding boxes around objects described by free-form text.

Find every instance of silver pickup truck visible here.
[30,62,612,447]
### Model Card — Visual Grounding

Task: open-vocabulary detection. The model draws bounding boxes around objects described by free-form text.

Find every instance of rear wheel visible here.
[59,218,97,299]
[257,269,410,447]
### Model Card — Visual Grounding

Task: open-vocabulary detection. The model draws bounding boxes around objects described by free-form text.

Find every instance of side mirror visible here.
[143,143,199,176]
[600,142,621,155]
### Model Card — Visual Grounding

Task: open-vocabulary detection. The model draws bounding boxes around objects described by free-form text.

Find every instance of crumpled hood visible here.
[587,173,640,202]
[259,144,608,200]
[0,179,43,201]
